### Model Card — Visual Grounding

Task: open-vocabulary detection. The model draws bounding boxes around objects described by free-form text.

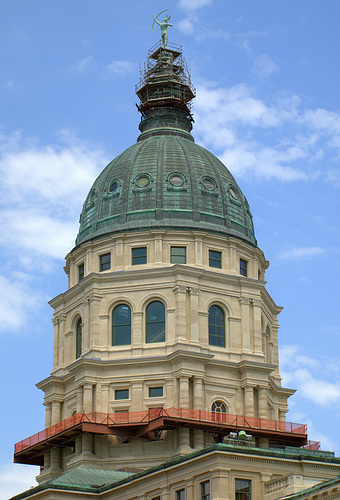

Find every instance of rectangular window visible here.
[115,389,129,400]
[240,258,248,277]
[171,246,186,264]
[235,479,251,500]
[201,481,210,500]
[100,253,111,271]
[209,250,222,268]
[78,263,84,281]
[149,387,163,398]
[151,497,161,500]
[132,246,147,265]
[176,489,185,500]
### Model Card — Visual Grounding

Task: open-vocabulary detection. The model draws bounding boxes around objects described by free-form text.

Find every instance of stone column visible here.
[83,383,93,413]
[178,376,191,452]
[51,401,61,425]
[76,386,83,413]
[179,376,189,408]
[45,403,52,428]
[244,386,255,417]
[258,387,268,420]
[239,297,251,352]
[193,377,204,449]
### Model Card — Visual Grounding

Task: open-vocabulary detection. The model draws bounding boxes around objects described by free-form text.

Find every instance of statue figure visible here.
[152,10,173,48]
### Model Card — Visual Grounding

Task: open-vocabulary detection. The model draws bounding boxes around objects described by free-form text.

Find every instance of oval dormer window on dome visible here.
[229,186,239,199]
[169,173,185,187]
[202,176,216,191]
[135,174,151,188]
[109,180,119,193]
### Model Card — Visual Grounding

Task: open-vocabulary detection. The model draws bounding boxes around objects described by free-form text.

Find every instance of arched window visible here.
[211,401,227,413]
[75,318,82,358]
[146,301,165,343]
[208,305,225,347]
[112,304,131,345]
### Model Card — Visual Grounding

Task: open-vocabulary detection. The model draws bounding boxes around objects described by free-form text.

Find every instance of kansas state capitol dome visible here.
[76,42,256,248]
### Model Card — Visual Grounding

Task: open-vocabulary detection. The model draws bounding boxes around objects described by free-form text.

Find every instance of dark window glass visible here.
[176,489,185,500]
[100,253,111,271]
[76,318,82,358]
[212,401,227,413]
[240,259,248,277]
[115,389,129,400]
[109,181,118,193]
[112,304,131,345]
[132,247,147,265]
[146,301,165,343]
[209,250,221,268]
[201,481,210,500]
[78,263,84,281]
[149,387,163,398]
[235,479,251,500]
[151,497,161,500]
[170,246,186,264]
[208,305,225,347]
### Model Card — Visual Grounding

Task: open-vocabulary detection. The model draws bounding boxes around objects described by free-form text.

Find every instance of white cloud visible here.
[103,60,134,77]
[252,54,279,79]
[0,130,106,260]
[0,463,38,499]
[75,55,94,73]
[280,345,340,407]
[193,81,340,181]
[178,0,212,11]
[0,273,46,332]
[277,246,326,260]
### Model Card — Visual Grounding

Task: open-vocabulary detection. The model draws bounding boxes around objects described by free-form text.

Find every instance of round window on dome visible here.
[169,173,185,187]
[229,186,238,199]
[109,181,119,193]
[202,177,216,191]
[135,174,151,188]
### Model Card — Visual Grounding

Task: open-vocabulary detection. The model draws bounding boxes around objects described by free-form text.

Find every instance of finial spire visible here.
[152,10,173,48]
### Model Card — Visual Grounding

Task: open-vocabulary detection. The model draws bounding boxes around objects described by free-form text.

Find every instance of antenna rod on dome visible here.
[152,9,173,48]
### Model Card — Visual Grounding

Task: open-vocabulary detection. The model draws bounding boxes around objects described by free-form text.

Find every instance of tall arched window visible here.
[208,305,225,347]
[112,304,131,345]
[146,301,165,343]
[76,318,82,358]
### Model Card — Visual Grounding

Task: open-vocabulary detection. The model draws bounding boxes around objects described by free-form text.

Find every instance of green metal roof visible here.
[49,466,132,487]
[75,133,256,248]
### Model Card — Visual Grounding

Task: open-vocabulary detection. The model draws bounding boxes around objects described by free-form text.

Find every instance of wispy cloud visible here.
[280,345,340,407]
[193,81,340,182]
[0,130,107,332]
[75,55,94,73]
[178,0,212,11]
[252,54,279,79]
[102,60,134,78]
[277,246,326,260]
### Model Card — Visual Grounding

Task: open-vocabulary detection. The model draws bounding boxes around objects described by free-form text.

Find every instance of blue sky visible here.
[1,0,340,496]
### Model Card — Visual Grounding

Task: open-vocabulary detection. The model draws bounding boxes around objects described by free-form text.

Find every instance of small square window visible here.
[132,247,147,265]
[149,387,163,398]
[240,258,248,277]
[201,481,210,500]
[176,489,185,500]
[115,389,129,400]
[170,246,186,264]
[78,263,84,281]
[100,253,111,271]
[209,250,221,268]
[235,479,251,500]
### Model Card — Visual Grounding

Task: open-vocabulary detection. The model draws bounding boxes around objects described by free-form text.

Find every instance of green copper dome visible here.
[75,43,256,248]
